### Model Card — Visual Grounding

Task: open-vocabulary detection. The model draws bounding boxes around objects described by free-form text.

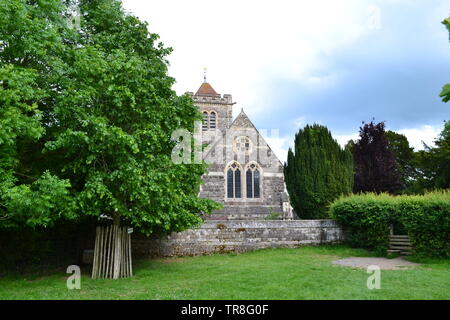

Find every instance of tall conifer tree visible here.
[284,124,353,219]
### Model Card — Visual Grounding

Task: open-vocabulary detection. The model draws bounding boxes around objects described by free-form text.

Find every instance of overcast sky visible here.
[122,0,450,162]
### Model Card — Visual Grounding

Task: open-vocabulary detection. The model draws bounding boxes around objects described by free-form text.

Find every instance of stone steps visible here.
[204,214,270,221]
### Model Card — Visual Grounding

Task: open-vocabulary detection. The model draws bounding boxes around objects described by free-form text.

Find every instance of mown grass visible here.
[0,245,448,300]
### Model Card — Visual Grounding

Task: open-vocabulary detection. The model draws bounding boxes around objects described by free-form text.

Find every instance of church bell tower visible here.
[186,75,234,133]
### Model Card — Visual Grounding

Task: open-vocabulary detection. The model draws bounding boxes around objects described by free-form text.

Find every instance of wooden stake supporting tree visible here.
[92,223,133,279]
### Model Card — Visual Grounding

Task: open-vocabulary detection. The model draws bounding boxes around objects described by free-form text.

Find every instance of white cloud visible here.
[121,0,375,119]
[398,124,442,150]
[335,133,359,148]
[261,122,443,164]
[334,124,444,151]
[262,135,290,164]
[293,116,306,129]
[120,1,447,157]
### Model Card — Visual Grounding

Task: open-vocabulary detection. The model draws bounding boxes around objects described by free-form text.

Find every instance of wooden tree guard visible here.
[92,225,133,279]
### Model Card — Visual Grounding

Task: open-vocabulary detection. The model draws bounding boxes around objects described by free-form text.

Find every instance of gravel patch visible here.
[332,257,421,270]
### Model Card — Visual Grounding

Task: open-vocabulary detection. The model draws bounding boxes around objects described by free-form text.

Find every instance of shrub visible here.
[330,191,450,257]
[265,211,281,220]
[0,218,97,274]
[398,192,450,258]
[329,193,394,255]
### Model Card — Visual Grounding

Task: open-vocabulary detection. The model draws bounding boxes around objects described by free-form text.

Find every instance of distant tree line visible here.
[284,119,449,219]
[349,120,449,194]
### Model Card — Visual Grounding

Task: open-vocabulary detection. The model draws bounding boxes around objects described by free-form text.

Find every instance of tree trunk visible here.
[92,221,133,279]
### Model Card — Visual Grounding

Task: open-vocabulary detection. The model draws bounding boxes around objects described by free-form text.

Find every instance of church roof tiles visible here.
[195,82,219,96]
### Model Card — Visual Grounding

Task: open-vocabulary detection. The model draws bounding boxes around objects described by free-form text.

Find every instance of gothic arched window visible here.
[202,111,209,131]
[246,163,261,198]
[209,111,217,129]
[226,162,242,198]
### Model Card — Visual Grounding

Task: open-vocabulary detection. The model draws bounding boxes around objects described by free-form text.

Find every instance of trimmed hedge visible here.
[0,218,96,274]
[330,191,450,257]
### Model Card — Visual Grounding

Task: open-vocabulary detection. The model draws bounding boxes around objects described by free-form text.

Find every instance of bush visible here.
[0,218,97,274]
[398,192,450,258]
[330,191,450,257]
[264,211,281,220]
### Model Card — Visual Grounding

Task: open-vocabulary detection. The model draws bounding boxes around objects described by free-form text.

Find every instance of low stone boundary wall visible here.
[132,220,343,258]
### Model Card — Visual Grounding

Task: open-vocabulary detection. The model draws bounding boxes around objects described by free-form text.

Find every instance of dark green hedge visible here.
[330,191,450,257]
[0,218,96,274]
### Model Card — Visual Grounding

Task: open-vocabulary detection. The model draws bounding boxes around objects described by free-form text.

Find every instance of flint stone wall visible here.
[132,219,343,258]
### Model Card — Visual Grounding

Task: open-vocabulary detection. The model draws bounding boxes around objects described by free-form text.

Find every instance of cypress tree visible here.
[284,124,354,219]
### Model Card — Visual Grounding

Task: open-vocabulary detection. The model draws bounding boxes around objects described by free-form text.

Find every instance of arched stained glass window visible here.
[226,162,242,198]
[246,163,261,198]
[227,168,234,198]
[254,169,260,198]
[246,169,252,197]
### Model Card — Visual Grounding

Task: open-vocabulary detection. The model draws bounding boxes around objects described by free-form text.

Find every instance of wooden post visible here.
[128,227,133,277]
[92,227,100,279]
[91,223,133,279]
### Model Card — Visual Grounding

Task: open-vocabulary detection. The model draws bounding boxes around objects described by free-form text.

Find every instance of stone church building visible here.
[187,80,294,220]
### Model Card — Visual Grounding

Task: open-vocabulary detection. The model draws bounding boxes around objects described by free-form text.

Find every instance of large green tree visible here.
[0,0,219,276]
[412,121,450,191]
[385,130,415,189]
[416,18,450,191]
[0,0,76,227]
[428,120,450,188]
[284,124,353,219]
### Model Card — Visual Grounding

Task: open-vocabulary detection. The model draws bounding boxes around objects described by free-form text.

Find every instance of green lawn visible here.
[0,245,449,300]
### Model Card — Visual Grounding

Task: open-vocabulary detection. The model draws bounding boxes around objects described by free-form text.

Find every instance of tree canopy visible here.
[385,130,415,188]
[0,0,219,233]
[412,121,450,191]
[414,18,450,192]
[352,121,403,194]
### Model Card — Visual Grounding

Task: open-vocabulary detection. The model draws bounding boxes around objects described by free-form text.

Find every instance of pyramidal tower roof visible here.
[188,76,234,106]
[195,82,219,96]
